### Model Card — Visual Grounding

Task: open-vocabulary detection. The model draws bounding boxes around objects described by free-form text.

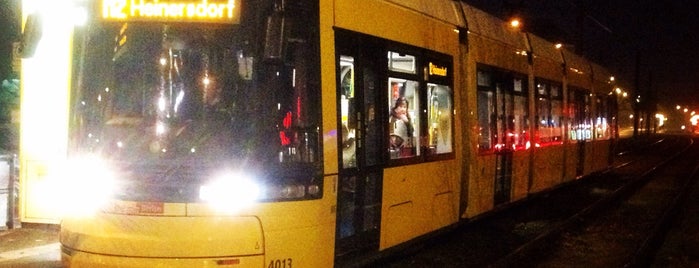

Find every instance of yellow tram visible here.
[16,0,616,267]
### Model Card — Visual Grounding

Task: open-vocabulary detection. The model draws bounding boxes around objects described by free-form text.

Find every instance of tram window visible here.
[494,82,513,150]
[567,90,578,141]
[477,68,529,152]
[568,88,593,141]
[388,78,420,159]
[477,90,494,151]
[536,82,551,144]
[535,80,563,146]
[595,96,612,140]
[568,89,581,141]
[551,85,563,141]
[426,83,453,155]
[477,70,494,151]
[340,56,357,168]
[388,52,416,74]
[477,70,491,87]
[582,92,593,140]
[511,78,529,150]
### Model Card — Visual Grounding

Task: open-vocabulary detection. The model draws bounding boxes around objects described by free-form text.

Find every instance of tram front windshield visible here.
[72,2,321,203]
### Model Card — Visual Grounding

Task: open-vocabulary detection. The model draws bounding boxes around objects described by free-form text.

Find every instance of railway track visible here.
[498,135,696,267]
[373,135,694,267]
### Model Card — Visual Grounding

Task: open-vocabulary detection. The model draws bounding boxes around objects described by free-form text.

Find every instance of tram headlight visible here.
[39,156,117,217]
[200,172,261,212]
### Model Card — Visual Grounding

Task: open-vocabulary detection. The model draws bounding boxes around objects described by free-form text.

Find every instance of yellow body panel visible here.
[510,150,530,202]
[564,143,580,181]
[464,153,495,218]
[531,146,566,193]
[334,0,460,55]
[382,161,459,249]
[320,0,339,176]
[61,215,264,258]
[586,140,612,174]
[62,251,264,268]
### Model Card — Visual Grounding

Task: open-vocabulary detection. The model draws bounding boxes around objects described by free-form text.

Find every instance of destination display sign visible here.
[102,0,240,24]
[428,62,448,77]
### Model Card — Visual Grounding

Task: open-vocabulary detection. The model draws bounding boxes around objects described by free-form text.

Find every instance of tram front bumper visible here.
[60,213,264,267]
[61,248,264,268]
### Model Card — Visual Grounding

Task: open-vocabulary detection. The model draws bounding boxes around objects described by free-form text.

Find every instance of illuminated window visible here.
[386,50,454,161]
[477,67,529,152]
[426,83,453,155]
[477,87,494,151]
[595,96,613,140]
[388,78,420,159]
[568,88,593,141]
[512,79,529,150]
[535,79,563,146]
[551,85,563,141]
[387,52,416,74]
[339,56,356,168]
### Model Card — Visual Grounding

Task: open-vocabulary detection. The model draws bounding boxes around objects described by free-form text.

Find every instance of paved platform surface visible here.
[0,224,60,267]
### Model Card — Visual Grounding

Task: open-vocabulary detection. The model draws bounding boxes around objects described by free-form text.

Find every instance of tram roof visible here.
[561,49,593,89]
[528,34,564,65]
[458,2,528,52]
[384,0,465,27]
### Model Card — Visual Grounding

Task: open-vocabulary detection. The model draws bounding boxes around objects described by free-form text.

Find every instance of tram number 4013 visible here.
[268,258,293,268]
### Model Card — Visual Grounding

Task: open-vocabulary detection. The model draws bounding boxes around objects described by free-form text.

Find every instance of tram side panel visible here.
[510,150,531,201]
[529,35,567,193]
[461,23,531,217]
[531,146,565,192]
[587,139,613,173]
[562,50,594,180]
[382,163,459,248]
[563,142,580,181]
[334,0,456,54]
[460,45,494,218]
[334,0,463,250]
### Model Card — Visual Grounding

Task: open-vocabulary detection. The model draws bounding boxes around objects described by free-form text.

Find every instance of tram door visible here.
[494,82,513,206]
[335,34,384,258]
[494,152,513,205]
[570,89,589,178]
[576,141,586,177]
